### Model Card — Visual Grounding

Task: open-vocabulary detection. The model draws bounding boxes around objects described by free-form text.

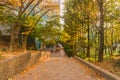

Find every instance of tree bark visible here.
[86,15,90,58]
[10,26,16,51]
[97,0,104,62]
[22,34,28,51]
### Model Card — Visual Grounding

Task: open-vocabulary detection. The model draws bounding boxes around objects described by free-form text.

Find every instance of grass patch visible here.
[77,48,120,77]
[85,57,96,62]
[77,47,120,62]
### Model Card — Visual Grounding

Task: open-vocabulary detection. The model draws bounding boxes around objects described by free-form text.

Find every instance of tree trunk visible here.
[86,15,90,58]
[10,26,16,51]
[98,0,104,62]
[9,23,21,51]
[22,35,28,51]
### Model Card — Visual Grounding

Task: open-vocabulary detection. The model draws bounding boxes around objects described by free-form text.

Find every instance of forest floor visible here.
[93,56,120,77]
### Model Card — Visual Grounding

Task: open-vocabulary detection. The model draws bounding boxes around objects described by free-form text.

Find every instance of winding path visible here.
[13,50,105,80]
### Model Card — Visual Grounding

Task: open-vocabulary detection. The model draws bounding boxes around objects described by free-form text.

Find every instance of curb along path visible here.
[13,50,105,80]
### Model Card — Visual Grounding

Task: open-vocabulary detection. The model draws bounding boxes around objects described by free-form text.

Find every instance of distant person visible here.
[35,38,41,50]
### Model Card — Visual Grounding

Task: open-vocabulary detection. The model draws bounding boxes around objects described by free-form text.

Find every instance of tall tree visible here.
[97,0,105,62]
[0,0,57,51]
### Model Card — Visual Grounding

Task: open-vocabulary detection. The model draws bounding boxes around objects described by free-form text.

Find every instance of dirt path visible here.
[13,50,105,80]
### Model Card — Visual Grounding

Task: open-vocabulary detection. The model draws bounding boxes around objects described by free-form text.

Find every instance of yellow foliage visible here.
[60,31,70,43]
[8,0,21,7]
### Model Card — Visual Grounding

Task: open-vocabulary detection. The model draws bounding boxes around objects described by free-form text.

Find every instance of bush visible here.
[63,44,74,57]
[65,49,73,57]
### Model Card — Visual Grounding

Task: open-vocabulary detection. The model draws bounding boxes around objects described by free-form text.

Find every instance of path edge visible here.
[74,56,120,80]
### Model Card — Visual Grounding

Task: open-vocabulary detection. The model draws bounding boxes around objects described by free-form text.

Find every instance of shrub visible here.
[63,44,74,57]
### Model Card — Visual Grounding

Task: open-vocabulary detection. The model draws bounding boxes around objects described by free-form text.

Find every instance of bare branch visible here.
[25,0,43,19]
[21,0,35,15]
[111,15,120,23]
[35,10,50,25]
[20,0,25,9]
[32,7,45,16]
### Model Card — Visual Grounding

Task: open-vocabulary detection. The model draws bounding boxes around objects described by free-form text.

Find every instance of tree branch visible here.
[21,0,35,15]
[0,2,18,11]
[24,0,43,19]
[35,10,50,25]
[32,7,45,16]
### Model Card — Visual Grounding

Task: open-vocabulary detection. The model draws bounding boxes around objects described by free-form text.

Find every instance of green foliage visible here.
[22,16,37,35]
[0,5,16,24]
[64,0,120,62]
[59,31,70,43]
[63,43,74,57]
[33,16,66,45]
[64,0,93,57]
[85,57,96,62]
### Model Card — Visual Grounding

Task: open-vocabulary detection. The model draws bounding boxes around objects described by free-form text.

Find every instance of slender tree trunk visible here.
[10,26,16,51]
[97,0,104,62]
[22,35,28,51]
[72,39,75,56]
[86,15,90,58]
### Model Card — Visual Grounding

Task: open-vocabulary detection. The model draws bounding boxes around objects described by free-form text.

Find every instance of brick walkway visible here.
[13,50,105,80]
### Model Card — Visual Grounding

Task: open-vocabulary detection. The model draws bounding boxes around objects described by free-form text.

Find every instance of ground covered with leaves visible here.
[13,57,105,80]
[93,56,120,77]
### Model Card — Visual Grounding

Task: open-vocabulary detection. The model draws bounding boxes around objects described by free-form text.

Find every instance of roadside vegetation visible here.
[63,0,120,76]
[0,0,120,77]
